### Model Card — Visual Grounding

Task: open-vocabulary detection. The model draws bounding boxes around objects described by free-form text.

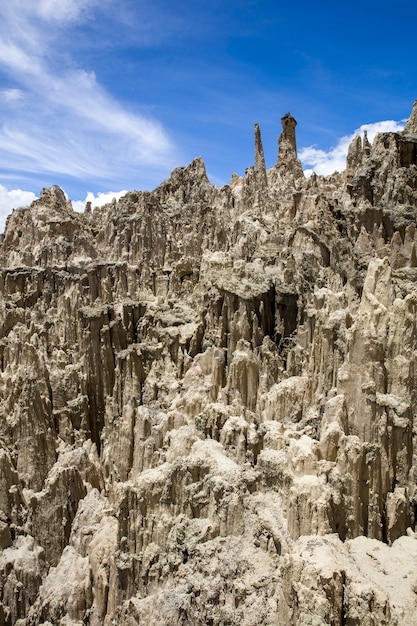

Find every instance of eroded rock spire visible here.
[254,122,267,187]
[276,112,304,178]
[280,112,297,155]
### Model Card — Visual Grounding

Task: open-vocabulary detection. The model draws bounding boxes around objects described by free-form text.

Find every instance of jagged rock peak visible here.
[404,98,417,134]
[345,132,371,174]
[151,156,214,209]
[35,184,71,210]
[172,156,208,181]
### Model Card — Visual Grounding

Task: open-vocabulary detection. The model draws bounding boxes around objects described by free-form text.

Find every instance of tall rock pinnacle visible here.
[280,112,298,154]
[276,112,304,178]
[254,122,267,187]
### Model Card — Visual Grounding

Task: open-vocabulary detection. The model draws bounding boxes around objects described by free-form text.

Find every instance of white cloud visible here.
[0,185,37,233]
[1,88,24,103]
[0,2,177,190]
[72,190,128,213]
[299,120,406,176]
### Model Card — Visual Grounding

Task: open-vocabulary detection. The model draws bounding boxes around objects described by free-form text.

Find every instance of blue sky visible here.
[0,0,415,226]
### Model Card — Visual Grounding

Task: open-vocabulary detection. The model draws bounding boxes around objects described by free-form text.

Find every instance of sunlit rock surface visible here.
[1,102,417,624]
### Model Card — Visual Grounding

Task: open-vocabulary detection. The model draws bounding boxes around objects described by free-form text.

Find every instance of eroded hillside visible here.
[0,104,417,625]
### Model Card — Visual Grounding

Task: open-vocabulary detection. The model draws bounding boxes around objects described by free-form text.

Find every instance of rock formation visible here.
[0,100,417,625]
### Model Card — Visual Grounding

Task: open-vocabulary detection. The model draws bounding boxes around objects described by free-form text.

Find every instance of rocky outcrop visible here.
[0,102,417,624]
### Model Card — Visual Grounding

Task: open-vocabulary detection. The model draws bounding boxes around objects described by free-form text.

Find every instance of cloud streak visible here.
[0,1,177,191]
[38,0,98,23]
[299,120,406,176]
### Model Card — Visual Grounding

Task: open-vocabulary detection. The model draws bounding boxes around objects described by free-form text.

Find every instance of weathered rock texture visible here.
[1,101,417,625]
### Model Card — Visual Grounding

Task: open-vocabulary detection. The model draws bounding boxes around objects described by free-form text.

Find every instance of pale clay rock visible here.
[0,103,417,624]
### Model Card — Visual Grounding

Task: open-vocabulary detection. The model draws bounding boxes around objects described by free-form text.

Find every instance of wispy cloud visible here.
[299,120,406,176]
[0,88,24,103]
[37,0,98,23]
[0,1,177,191]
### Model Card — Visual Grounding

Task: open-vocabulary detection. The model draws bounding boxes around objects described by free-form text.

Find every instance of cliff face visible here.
[1,103,417,625]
